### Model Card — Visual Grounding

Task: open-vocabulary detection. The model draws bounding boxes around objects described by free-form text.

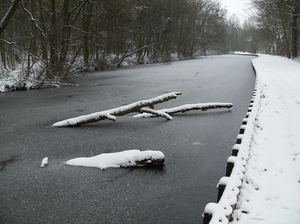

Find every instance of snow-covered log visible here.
[40,157,48,168]
[134,102,233,118]
[53,92,182,127]
[140,107,173,120]
[65,149,165,170]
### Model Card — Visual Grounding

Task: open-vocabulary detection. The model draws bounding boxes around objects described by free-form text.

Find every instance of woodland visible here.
[0,0,299,90]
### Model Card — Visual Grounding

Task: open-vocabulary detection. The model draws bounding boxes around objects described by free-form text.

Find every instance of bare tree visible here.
[0,0,20,35]
[226,15,242,52]
[251,0,300,58]
[283,0,300,58]
[1,0,232,91]
[0,0,21,69]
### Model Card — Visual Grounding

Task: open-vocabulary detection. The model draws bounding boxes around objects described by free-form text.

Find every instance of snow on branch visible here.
[134,103,233,118]
[53,92,182,127]
[140,107,173,120]
[65,149,165,170]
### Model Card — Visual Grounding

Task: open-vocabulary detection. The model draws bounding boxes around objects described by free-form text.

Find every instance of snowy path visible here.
[231,55,300,224]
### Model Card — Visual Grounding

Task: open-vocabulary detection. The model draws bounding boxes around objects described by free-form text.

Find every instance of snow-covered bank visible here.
[231,55,300,223]
[0,54,180,93]
[0,65,38,92]
[203,54,300,224]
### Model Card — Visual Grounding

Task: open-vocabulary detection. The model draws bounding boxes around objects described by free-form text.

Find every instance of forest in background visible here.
[0,0,299,91]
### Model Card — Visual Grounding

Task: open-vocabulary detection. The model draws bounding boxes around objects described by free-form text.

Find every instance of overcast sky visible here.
[219,0,252,23]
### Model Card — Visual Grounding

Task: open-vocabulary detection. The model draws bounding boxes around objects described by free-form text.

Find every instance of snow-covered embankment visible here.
[203,55,300,224]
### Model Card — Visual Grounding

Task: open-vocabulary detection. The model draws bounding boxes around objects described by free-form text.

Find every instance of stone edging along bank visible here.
[202,55,261,224]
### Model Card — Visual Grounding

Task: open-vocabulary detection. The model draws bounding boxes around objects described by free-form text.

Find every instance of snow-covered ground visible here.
[230,55,300,223]
[205,54,300,224]
[0,63,45,92]
[232,51,253,55]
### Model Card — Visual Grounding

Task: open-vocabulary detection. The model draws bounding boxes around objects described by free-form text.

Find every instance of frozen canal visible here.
[0,55,255,223]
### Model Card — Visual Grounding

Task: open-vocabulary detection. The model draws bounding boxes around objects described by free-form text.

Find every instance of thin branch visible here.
[0,38,44,63]
[21,0,49,42]
[134,103,233,118]
[163,103,233,114]
[122,40,166,59]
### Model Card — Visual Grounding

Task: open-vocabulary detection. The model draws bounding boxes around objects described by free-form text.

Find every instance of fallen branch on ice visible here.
[140,107,173,120]
[65,149,165,170]
[53,92,233,127]
[134,103,233,118]
[53,92,182,127]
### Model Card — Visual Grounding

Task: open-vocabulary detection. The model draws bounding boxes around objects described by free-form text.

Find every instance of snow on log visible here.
[40,157,48,168]
[140,107,172,120]
[134,102,233,118]
[53,111,116,127]
[53,92,182,127]
[65,149,165,170]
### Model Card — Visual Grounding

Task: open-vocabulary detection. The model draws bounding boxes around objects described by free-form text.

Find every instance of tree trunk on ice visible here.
[53,92,233,127]
[53,92,182,127]
[134,103,233,118]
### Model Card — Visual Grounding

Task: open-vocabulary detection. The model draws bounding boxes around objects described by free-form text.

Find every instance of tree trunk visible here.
[49,0,57,78]
[53,92,233,127]
[83,2,93,68]
[0,0,20,69]
[278,0,292,58]
[39,0,47,63]
[59,0,71,66]
[26,0,38,77]
[0,0,20,35]
[0,2,6,69]
[291,7,299,58]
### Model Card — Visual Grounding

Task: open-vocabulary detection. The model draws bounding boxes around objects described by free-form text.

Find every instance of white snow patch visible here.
[40,157,48,168]
[0,63,44,92]
[233,51,253,55]
[65,149,165,170]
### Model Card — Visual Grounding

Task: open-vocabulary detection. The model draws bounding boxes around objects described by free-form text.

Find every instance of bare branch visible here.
[134,103,233,118]
[140,108,172,120]
[21,1,48,40]
[0,38,44,63]
[0,0,21,35]
[53,92,182,127]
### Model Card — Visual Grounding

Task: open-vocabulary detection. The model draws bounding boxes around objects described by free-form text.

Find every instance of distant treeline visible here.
[0,0,299,83]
